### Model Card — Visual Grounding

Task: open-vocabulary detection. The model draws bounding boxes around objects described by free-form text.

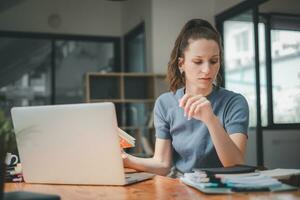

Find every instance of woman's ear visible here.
[178,57,184,66]
[178,57,184,73]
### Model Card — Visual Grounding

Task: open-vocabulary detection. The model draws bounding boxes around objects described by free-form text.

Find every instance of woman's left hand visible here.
[121,149,130,168]
[179,94,215,124]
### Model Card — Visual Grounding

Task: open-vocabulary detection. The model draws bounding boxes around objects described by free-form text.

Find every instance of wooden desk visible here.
[4,176,300,200]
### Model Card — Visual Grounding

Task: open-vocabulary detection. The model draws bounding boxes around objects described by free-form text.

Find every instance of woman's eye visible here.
[194,61,203,65]
[210,60,218,64]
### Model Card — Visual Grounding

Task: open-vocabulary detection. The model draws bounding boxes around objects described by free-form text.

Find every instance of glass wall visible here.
[55,40,115,104]
[0,35,120,114]
[258,23,268,127]
[0,38,52,113]
[271,30,300,123]
[223,13,300,127]
[223,11,258,127]
[215,0,300,168]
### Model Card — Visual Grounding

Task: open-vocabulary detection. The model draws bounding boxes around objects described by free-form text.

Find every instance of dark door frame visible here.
[123,22,146,72]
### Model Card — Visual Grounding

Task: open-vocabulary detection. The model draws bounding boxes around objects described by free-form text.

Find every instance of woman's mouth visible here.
[198,77,211,81]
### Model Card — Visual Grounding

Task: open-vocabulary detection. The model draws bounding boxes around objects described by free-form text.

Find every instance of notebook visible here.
[11,102,154,185]
[195,165,257,175]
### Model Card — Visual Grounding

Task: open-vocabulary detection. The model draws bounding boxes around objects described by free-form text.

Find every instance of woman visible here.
[122,19,249,177]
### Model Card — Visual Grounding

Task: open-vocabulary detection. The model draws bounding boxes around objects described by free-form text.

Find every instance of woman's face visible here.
[179,39,220,90]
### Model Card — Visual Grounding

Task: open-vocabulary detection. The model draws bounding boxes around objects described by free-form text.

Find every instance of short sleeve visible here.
[224,94,249,136]
[153,97,171,139]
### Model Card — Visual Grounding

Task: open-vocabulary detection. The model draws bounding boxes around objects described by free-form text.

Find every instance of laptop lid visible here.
[11,102,127,185]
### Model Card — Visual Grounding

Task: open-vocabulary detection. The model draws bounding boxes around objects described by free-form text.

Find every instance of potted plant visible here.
[0,110,15,198]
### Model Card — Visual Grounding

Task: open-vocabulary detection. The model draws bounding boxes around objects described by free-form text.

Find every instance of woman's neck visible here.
[185,84,213,96]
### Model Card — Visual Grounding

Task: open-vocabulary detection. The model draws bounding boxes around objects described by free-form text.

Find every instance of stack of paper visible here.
[181,167,282,189]
[222,174,282,188]
[118,128,135,148]
[214,172,260,179]
[181,166,299,193]
[259,168,300,180]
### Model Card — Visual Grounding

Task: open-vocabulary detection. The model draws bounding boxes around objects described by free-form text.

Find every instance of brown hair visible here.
[167,19,223,92]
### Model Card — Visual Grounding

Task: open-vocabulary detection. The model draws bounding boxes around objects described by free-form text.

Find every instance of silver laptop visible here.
[11,102,154,185]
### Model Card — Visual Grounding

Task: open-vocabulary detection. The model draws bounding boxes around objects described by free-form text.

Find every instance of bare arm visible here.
[181,94,247,167]
[122,138,172,176]
[206,116,247,166]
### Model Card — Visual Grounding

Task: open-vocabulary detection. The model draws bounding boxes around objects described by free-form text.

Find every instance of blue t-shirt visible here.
[154,87,249,173]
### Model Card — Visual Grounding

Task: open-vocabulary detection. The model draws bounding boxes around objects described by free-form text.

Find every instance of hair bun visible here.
[185,19,216,32]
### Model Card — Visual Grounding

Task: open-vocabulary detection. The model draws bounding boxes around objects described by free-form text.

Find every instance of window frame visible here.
[215,0,300,167]
[215,6,300,131]
[261,12,300,129]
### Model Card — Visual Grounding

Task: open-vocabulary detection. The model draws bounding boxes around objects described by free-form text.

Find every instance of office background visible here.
[0,0,299,169]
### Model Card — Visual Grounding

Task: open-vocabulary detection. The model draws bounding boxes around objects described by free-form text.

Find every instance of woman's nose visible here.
[201,62,211,74]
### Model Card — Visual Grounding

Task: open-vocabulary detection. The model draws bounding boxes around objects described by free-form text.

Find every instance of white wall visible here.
[121,0,151,34]
[263,130,300,169]
[246,129,300,169]
[0,0,122,36]
[151,0,214,74]
[151,0,240,74]
[213,0,240,16]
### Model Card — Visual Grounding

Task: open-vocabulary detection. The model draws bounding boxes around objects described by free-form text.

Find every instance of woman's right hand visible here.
[179,93,215,124]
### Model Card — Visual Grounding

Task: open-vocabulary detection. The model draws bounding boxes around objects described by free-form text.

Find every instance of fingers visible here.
[188,98,207,119]
[121,152,127,159]
[193,100,210,115]
[121,150,129,159]
[179,94,203,116]
[178,94,191,108]
[179,95,208,120]
[185,96,201,114]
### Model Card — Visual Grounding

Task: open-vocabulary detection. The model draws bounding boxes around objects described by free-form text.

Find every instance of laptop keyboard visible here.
[125,175,131,179]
